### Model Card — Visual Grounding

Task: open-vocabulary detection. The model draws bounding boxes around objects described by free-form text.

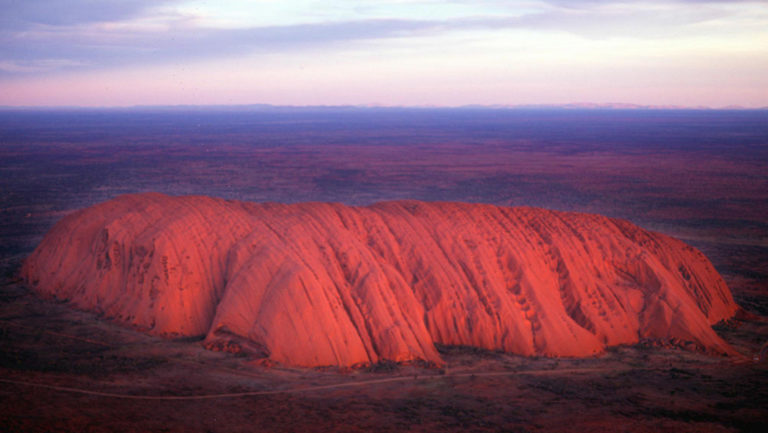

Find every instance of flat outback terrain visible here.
[1,108,767,432]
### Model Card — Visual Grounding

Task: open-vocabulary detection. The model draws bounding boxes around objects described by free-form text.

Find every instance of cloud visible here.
[540,0,761,6]
[475,6,729,39]
[0,17,441,76]
[0,0,764,77]
[0,0,179,28]
[0,59,88,73]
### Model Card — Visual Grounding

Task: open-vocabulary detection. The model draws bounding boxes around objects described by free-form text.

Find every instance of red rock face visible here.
[23,193,738,367]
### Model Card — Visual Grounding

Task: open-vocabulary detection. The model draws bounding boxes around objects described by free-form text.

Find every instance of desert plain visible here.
[1,107,767,432]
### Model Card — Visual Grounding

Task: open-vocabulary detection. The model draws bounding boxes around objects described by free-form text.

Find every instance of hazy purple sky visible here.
[1,0,766,107]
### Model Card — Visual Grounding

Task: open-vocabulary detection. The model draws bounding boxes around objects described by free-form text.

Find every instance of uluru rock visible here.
[22,193,738,367]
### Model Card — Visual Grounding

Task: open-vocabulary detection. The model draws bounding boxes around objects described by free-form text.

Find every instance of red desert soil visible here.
[23,193,738,367]
[2,279,765,433]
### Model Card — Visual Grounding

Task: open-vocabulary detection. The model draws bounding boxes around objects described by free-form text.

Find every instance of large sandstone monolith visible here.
[23,193,739,366]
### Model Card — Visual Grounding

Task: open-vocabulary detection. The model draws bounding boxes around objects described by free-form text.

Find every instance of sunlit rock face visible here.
[23,193,738,367]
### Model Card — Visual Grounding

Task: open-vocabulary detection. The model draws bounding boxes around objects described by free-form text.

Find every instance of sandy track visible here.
[0,366,627,401]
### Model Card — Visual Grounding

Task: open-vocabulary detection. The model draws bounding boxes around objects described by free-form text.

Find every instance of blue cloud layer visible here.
[0,0,763,75]
[0,0,179,28]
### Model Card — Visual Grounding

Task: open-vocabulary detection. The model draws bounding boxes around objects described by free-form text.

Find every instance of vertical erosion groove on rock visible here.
[22,193,739,367]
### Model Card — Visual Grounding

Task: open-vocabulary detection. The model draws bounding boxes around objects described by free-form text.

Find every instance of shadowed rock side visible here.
[22,193,738,367]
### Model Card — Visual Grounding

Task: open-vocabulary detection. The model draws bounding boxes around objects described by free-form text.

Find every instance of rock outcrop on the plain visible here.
[23,193,738,367]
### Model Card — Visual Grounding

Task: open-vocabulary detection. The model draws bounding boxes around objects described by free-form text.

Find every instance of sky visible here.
[0,0,766,108]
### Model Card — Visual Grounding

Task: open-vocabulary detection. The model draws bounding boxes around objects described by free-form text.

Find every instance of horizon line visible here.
[1,102,767,112]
